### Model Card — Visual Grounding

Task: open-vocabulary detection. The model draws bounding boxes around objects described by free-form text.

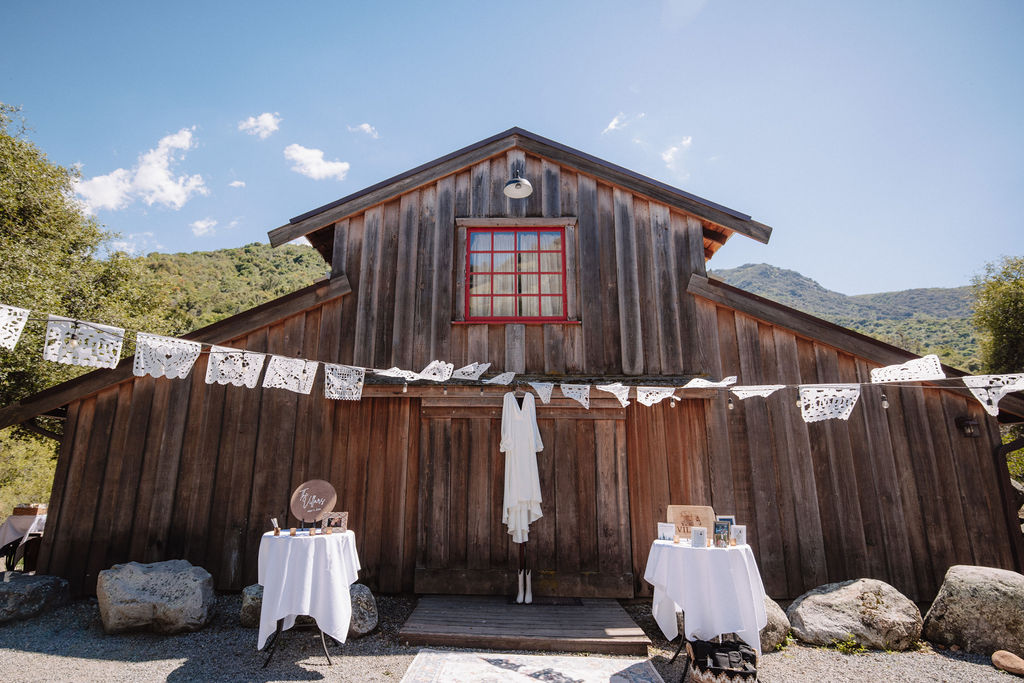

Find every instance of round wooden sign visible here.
[289,479,337,523]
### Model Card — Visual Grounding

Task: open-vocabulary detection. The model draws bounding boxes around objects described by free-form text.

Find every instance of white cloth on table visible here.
[257,529,361,650]
[643,539,768,655]
[500,391,544,544]
[0,514,46,548]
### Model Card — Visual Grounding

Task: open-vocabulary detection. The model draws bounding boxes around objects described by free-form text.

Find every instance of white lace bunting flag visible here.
[0,304,30,350]
[483,371,516,385]
[528,381,554,404]
[962,374,1024,416]
[324,364,365,400]
[452,362,491,380]
[799,384,861,422]
[418,360,454,382]
[636,386,678,406]
[560,383,590,409]
[43,315,125,369]
[871,354,945,383]
[133,332,202,379]
[263,355,319,394]
[731,385,785,400]
[683,376,738,389]
[374,366,422,382]
[596,382,631,408]
[205,345,265,388]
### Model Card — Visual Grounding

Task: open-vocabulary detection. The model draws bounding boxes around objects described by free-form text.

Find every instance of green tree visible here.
[973,255,1024,375]
[0,103,182,509]
[972,255,1024,481]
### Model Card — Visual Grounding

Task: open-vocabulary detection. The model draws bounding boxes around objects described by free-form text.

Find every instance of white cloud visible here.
[238,112,281,139]
[191,217,217,236]
[347,123,379,139]
[661,136,693,178]
[602,113,627,134]
[284,144,350,181]
[229,180,246,188]
[75,128,208,213]
[602,112,646,135]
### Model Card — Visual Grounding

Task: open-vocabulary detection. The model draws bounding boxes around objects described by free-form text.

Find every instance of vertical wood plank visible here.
[633,199,661,375]
[374,200,402,369]
[542,159,561,219]
[432,175,456,360]
[597,184,621,373]
[338,215,364,366]
[613,188,642,374]
[505,324,525,373]
[577,175,603,373]
[353,208,382,367]
[412,186,437,370]
[391,191,421,367]
[543,325,566,374]
[331,219,349,278]
[652,204,683,373]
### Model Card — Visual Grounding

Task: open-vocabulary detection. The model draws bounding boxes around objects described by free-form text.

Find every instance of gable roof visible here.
[267,127,773,262]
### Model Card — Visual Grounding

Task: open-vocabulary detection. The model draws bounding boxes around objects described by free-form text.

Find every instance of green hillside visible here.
[709,263,981,372]
[139,242,329,332]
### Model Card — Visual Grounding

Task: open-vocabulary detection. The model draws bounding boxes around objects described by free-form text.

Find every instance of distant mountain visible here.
[139,242,329,331]
[709,263,980,372]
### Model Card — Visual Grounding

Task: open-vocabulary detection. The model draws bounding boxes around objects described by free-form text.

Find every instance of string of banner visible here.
[1,303,1022,424]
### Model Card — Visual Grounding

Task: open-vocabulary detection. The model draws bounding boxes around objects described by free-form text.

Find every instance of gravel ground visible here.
[0,594,1014,682]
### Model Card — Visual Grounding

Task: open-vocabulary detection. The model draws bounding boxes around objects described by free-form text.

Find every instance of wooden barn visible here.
[2,127,1021,605]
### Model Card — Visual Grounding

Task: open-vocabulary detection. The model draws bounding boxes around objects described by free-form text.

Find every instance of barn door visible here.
[414,402,633,597]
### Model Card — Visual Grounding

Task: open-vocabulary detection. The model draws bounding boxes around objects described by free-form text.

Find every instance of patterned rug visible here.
[400,649,665,683]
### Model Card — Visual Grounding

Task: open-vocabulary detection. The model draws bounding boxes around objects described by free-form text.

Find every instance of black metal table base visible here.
[261,618,333,668]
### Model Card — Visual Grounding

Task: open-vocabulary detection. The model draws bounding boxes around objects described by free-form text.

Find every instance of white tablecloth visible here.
[0,514,46,548]
[643,539,768,654]
[257,530,361,649]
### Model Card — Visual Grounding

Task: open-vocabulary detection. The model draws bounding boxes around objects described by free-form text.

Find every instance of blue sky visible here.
[4,1,1022,295]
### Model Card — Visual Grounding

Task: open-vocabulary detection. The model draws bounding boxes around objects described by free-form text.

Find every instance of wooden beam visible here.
[455,217,579,228]
[20,419,62,441]
[686,273,1024,417]
[703,227,730,245]
[268,137,518,247]
[0,275,352,430]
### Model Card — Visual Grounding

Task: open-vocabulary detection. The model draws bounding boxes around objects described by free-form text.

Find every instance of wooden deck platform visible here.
[398,595,651,655]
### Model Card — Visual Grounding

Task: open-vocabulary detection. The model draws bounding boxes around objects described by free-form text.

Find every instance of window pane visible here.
[470,253,490,273]
[493,297,514,317]
[469,232,490,251]
[493,274,514,295]
[541,296,564,317]
[518,253,538,272]
[519,297,540,317]
[469,275,491,295]
[469,297,490,317]
[517,232,538,250]
[541,274,562,294]
[494,232,515,251]
[519,274,539,295]
[539,231,561,250]
[493,252,515,273]
[540,253,561,272]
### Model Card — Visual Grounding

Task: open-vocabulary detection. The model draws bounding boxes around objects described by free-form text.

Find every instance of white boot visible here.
[524,570,533,604]
[515,570,525,604]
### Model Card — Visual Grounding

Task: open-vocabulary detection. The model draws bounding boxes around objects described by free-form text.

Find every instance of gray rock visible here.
[240,583,262,628]
[0,572,69,623]
[787,578,922,651]
[760,596,791,652]
[923,564,1024,655]
[97,559,214,634]
[348,583,378,638]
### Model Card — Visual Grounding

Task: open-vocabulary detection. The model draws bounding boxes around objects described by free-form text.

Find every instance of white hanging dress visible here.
[500,391,544,543]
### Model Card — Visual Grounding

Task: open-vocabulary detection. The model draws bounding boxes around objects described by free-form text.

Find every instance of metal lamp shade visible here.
[503,172,533,199]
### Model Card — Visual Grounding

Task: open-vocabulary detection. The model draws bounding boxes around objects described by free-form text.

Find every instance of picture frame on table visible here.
[713,520,732,547]
[715,514,736,525]
[321,511,349,532]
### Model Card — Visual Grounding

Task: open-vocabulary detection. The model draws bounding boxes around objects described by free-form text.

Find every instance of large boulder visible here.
[760,596,791,652]
[787,578,922,651]
[348,583,378,637]
[97,559,214,634]
[923,565,1024,655]
[239,582,377,638]
[0,572,68,623]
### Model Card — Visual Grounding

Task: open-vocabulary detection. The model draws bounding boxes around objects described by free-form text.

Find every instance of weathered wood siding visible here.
[330,149,705,378]
[625,302,1021,602]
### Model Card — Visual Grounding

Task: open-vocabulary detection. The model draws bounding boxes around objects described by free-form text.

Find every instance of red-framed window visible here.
[465,227,568,322]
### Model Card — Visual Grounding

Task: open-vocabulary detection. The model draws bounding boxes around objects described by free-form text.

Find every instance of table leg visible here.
[262,619,284,669]
[668,635,686,664]
[319,628,333,665]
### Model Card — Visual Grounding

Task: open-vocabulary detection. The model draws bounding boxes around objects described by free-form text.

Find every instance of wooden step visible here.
[398,595,651,656]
